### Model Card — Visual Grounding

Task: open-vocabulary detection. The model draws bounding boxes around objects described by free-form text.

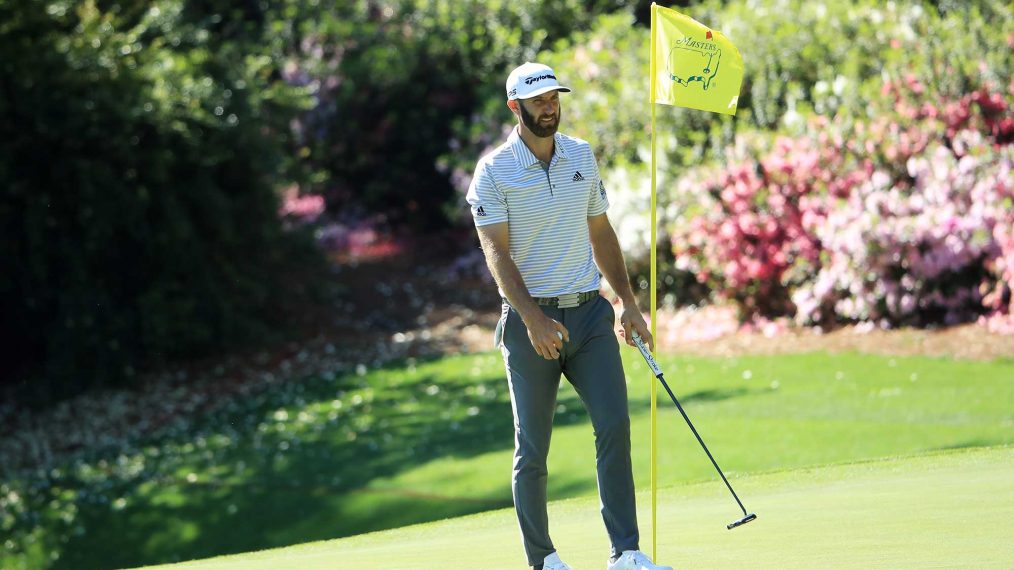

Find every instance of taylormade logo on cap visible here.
[506,62,572,101]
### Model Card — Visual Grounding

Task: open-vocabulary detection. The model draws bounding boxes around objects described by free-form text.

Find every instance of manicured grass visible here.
[339,350,1014,517]
[138,446,1014,569]
[3,350,1012,569]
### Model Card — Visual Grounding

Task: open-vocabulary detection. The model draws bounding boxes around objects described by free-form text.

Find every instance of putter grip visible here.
[631,332,663,377]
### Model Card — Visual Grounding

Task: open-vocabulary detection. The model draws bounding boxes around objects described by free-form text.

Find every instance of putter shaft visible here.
[632,332,756,529]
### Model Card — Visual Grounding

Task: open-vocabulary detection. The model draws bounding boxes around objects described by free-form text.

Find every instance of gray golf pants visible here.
[495,294,639,566]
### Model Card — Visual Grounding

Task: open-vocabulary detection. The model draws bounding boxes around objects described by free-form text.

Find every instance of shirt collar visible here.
[509,127,567,169]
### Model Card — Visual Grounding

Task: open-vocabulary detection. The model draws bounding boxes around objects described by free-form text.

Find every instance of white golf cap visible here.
[505,62,571,101]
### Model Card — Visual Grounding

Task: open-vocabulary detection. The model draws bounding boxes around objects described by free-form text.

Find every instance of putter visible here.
[631,331,757,530]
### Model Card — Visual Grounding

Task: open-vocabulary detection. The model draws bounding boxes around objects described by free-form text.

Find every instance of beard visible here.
[519,101,560,138]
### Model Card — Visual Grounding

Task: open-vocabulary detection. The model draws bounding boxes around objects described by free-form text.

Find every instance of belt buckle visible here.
[557,293,580,309]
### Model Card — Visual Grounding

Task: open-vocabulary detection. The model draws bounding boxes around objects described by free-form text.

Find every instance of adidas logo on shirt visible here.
[475,205,487,217]
[572,171,585,181]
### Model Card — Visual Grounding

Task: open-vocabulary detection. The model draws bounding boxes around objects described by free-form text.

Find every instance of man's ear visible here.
[507,99,520,116]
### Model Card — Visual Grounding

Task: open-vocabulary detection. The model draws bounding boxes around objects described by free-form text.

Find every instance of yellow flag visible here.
[652,4,743,115]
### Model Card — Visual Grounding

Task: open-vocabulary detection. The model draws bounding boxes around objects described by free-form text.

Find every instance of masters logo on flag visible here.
[651,4,744,115]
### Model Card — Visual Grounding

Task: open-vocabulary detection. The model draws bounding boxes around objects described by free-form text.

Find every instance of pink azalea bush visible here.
[278,185,326,223]
[670,78,1014,329]
[672,131,861,317]
[277,185,405,261]
[795,134,1011,327]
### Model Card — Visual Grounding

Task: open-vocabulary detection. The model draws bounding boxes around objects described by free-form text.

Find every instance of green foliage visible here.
[525,0,1011,172]
[0,0,636,400]
[285,0,632,230]
[665,0,1014,322]
[0,0,325,400]
[502,0,1012,310]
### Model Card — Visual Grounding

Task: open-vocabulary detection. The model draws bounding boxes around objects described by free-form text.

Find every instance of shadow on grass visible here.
[633,386,766,410]
[42,355,627,569]
[930,439,996,452]
[676,387,756,404]
[21,355,768,569]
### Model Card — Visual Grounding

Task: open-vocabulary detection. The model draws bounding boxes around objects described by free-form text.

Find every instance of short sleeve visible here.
[466,161,508,226]
[587,155,609,216]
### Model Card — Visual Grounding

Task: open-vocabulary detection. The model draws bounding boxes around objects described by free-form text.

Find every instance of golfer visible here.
[466,62,672,570]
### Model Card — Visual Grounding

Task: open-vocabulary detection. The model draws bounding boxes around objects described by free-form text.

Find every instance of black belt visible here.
[532,290,599,309]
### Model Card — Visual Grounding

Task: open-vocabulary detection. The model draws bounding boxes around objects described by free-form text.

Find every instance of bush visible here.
[0,0,325,401]
[480,0,1014,178]
[670,132,838,317]
[793,81,1013,327]
[671,80,1013,326]
[284,0,633,230]
[506,0,1012,324]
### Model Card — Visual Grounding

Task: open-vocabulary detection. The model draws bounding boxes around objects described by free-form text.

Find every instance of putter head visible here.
[726,513,756,530]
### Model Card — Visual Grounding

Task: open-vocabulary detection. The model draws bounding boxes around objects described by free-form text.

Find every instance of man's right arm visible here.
[476,222,569,359]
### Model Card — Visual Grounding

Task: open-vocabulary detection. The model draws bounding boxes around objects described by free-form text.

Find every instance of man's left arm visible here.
[588,213,654,351]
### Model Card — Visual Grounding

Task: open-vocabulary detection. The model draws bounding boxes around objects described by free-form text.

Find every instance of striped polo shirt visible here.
[466,127,610,298]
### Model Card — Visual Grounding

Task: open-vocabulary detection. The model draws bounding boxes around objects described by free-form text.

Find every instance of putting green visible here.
[140,446,1013,569]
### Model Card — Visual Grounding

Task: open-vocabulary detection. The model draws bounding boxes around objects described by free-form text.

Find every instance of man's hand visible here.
[523,311,570,360]
[476,222,569,359]
[617,303,653,352]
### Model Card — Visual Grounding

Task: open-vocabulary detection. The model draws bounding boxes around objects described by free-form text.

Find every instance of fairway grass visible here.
[141,445,1014,569]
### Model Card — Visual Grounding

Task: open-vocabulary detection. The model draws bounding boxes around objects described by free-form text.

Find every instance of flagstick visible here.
[648,2,659,562]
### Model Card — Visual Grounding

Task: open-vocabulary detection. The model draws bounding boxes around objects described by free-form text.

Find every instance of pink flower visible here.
[278,186,325,221]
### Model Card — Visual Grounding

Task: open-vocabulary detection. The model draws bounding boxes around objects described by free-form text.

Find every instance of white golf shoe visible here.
[607,550,674,570]
[541,551,573,570]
